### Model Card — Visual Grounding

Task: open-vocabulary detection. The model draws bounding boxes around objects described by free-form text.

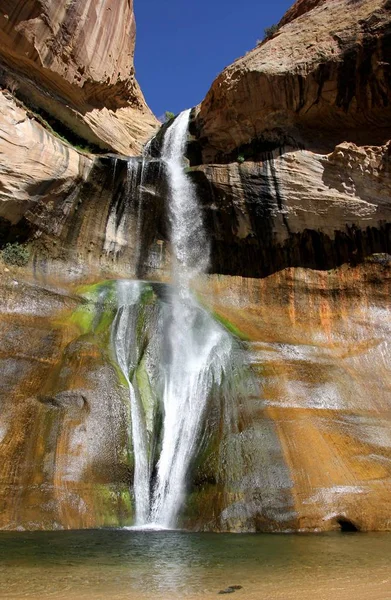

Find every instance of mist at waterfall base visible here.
[109,110,255,529]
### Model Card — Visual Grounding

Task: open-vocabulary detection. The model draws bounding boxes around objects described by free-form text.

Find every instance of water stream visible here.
[112,281,150,525]
[112,110,251,528]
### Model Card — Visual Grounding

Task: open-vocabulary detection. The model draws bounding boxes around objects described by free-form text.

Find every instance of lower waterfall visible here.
[111,110,254,529]
[112,281,151,525]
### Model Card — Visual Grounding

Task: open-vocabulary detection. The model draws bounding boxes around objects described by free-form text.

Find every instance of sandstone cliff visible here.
[0,0,390,533]
[0,0,157,154]
[191,141,391,277]
[187,0,391,277]
[195,0,391,163]
[0,91,93,227]
[184,0,391,532]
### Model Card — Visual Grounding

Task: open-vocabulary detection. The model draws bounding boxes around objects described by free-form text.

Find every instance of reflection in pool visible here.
[0,530,390,599]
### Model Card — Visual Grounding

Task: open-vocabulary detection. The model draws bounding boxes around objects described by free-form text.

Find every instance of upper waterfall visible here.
[161,109,210,285]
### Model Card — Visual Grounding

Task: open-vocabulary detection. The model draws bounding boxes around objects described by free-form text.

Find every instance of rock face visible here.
[0,91,93,226]
[194,260,391,532]
[191,141,391,277]
[189,0,391,284]
[195,0,391,163]
[0,0,390,533]
[183,0,391,532]
[0,90,164,277]
[279,0,325,26]
[0,0,158,154]
[0,276,132,529]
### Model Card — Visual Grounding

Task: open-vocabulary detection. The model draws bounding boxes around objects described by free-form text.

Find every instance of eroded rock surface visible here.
[195,0,391,163]
[0,91,93,226]
[0,90,164,277]
[279,0,325,26]
[195,260,391,532]
[0,275,132,530]
[191,141,391,277]
[0,0,390,533]
[182,0,391,532]
[0,0,157,154]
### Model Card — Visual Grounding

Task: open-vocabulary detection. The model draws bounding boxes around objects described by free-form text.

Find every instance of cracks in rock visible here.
[268,150,292,238]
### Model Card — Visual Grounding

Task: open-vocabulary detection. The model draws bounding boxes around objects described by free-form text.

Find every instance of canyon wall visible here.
[188,0,391,532]
[0,0,157,155]
[0,0,390,531]
[194,0,391,163]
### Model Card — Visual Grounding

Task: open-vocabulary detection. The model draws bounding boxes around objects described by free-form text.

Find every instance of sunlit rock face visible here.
[0,259,390,532]
[198,260,391,532]
[0,92,93,226]
[0,277,133,530]
[194,0,391,163]
[0,0,390,533]
[0,0,158,154]
[278,0,325,26]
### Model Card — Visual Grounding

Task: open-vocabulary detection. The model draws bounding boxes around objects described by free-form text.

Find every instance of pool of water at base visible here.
[0,530,390,600]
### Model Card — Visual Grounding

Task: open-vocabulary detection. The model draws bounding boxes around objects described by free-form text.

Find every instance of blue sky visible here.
[134,0,293,119]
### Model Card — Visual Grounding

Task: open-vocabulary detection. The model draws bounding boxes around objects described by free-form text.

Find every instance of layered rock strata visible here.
[191,141,391,277]
[0,91,93,226]
[184,0,391,532]
[0,90,164,279]
[0,0,390,533]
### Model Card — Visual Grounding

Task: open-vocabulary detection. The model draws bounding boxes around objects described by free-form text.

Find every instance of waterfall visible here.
[161,110,209,284]
[112,281,151,525]
[134,141,151,276]
[112,110,249,529]
[149,110,229,527]
[104,158,140,258]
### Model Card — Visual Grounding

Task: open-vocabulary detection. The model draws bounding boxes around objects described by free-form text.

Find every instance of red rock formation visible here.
[0,0,390,533]
[279,0,326,26]
[183,0,391,532]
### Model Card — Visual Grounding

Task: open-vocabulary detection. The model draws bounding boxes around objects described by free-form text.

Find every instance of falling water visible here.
[134,141,151,276]
[161,110,209,283]
[104,158,140,258]
[112,110,249,529]
[112,281,151,525]
[149,110,233,528]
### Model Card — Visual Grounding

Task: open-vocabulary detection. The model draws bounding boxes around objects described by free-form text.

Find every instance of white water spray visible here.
[112,281,150,525]
[113,110,240,529]
[162,109,209,283]
[149,110,235,527]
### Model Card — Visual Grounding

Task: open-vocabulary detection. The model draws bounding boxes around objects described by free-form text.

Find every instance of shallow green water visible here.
[0,530,390,599]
